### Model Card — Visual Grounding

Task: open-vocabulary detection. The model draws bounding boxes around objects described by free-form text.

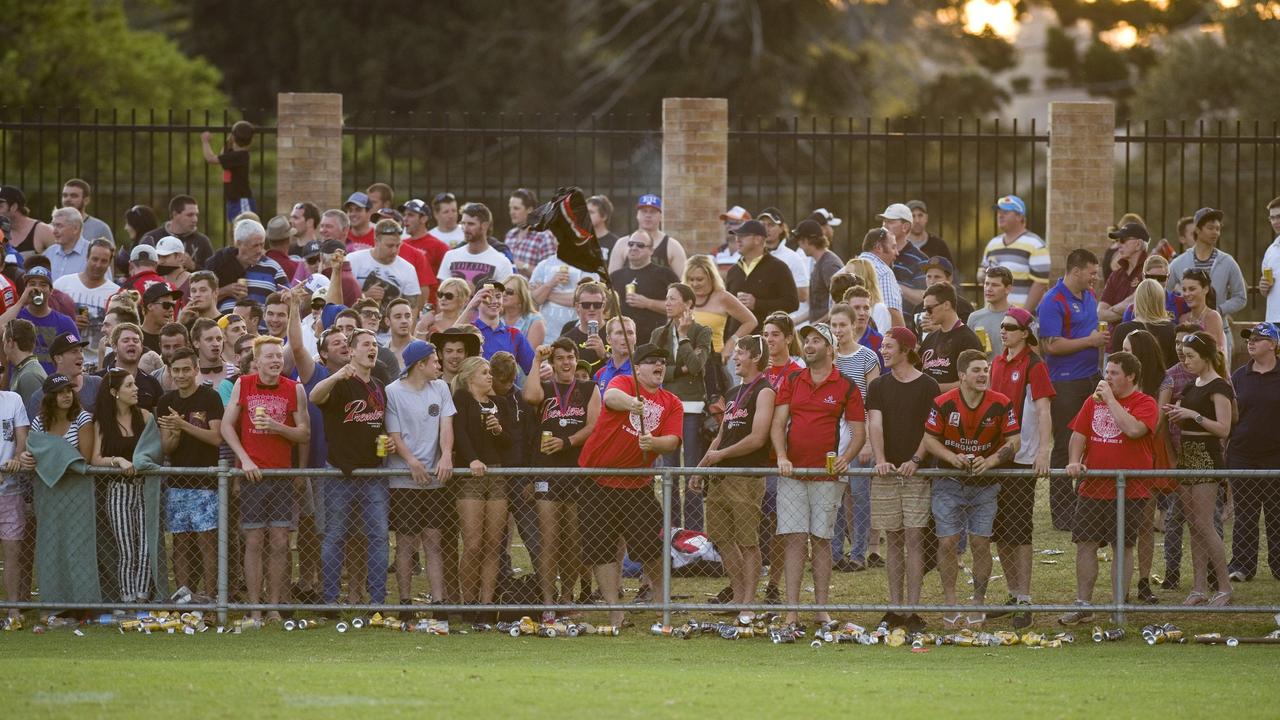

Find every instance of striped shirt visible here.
[834,345,879,399]
[31,409,93,446]
[980,231,1050,308]
[858,252,903,311]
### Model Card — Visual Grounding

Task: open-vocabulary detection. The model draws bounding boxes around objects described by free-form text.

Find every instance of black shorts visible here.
[389,487,455,535]
[1071,495,1149,547]
[579,483,663,566]
[992,469,1035,546]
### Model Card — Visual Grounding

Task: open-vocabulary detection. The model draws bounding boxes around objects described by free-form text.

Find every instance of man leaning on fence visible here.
[577,343,683,627]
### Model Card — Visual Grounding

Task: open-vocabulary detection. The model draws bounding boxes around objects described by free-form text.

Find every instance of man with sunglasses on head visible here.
[346,219,425,313]
[428,192,466,249]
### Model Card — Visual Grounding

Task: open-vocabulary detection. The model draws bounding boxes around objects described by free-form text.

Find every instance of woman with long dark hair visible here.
[1121,329,1168,604]
[117,205,160,277]
[91,368,153,602]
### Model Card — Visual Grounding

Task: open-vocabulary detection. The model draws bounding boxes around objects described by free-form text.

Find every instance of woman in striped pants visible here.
[92,369,154,602]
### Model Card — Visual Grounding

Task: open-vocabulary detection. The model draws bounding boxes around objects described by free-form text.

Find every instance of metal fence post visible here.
[217,460,230,626]
[660,468,673,628]
[1114,473,1126,626]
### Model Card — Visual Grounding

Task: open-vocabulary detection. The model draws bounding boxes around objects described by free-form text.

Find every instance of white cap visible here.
[130,244,159,263]
[303,273,330,296]
[155,236,185,257]
[813,208,842,226]
[718,206,751,222]
[875,203,913,223]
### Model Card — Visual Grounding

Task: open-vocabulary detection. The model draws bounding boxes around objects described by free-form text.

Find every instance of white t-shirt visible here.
[1263,236,1280,322]
[529,255,598,341]
[53,274,120,348]
[872,302,892,333]
[437,244,514,286]
[429,226,466,249]
[385,378,456,489]
[0,391,30,495]
[345,249,421,299]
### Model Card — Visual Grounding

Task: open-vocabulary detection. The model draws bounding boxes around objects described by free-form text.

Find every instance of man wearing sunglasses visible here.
[557,282,609,369]
[918,283,983,393]
[140,283,181,355]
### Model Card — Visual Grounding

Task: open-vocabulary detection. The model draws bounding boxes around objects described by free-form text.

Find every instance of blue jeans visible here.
[832,470,871,562]
[662,411,705,531]
[321,474,390,604]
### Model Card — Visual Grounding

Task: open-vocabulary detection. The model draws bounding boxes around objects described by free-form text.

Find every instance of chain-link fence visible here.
[6,464,1280,638]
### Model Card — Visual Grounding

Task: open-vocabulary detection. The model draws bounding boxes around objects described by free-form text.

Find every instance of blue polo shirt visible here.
[595,358,632,396]
[1228,360,1280,465]
[1036,279,1099,382]
[473,320,535,375]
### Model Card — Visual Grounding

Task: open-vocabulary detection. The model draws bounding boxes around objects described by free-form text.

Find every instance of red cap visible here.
[885,326,918,351]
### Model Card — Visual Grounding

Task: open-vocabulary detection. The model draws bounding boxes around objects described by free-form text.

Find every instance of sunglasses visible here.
[578,301,603,310]
[439,292,456,301]
[627,241,650,249]
[503,289,517,296]
[999,323,1023,332]
[360,310,382,318]
[158,301,176,310]
[921,303,938,314]
[433,192,457,204]
[1143,273,1168,282]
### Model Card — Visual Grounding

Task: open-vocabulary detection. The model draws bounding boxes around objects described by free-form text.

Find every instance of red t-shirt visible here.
[406,233,449,305]
[347,227,375,249]
[235,373,299,470]
[766,359,803,391]
[776,366,865,478]
[990,347,1055,423]
[578,374,683,489]
[924,388,1019,477]
[1068,390,1157,500]
[0,273,16,315]
[397,241,436,293]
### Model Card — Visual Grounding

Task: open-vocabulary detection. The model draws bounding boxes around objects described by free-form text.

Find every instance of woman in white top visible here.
[844,257,893,332]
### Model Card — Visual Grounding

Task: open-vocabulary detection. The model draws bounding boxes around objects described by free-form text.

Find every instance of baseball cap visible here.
[320,239,347,255]
[130,244,159,264]
[42,373,74,395]
[375,207,404,224]
[0,186,26,209]
[142,282,181,305]
[1108,222,1150,243]
[155,236,185,257]
[400,199,430,217]
[884,326,918,351]
[812,208,842,227]
[1241,322,1280,343]
[1194,207,1224,227]
[757,207,785,224]
[22,266,51,282]
[303,273,330,296]
[719,206,752,222]
[922,255,955,277]
[575,360,593,376]
[49,332,88,357]
[794,219,824,239]
[300,240,323,260]
[994,195,1027,215]
[906,200,928,213]
[730,220,767,238]
[636,194,662,211]
[632,343,671,365]
[344,191,372,210]
[265,215,295,242]
[1003,306,1038,346]
[399,340,437,377]
[875,203,912,223]
[798,322,835,347]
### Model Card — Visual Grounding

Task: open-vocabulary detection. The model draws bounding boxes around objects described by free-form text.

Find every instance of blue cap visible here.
[1194,207,1224,227]
[636,194,662,211]
[22,265,51,282]
[1242,322,1280,343]
[400,340,437,377]
[994,195,1026,215]
[320,303,347,328]
[344,191,372,210]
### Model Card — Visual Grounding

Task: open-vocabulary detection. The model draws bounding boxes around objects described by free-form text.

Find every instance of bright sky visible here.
[955,0,1247,43]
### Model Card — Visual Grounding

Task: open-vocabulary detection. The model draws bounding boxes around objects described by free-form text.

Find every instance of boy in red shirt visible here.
[578,343,683,625]
[1059,351,1158,625]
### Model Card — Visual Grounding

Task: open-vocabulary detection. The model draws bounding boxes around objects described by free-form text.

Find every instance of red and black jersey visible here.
[925,388,1019,483]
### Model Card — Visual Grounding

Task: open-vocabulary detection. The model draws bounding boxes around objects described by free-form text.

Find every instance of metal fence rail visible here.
[7,464,1278,634]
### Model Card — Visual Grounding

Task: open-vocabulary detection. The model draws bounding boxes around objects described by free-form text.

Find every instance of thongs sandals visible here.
[1183,591,1208,606]
[1207,590,1232,607]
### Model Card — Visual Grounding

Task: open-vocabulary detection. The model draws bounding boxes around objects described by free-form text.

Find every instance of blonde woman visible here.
[843,257,892,332]
[1111,278,1177,363]
[417,277,471,337]
[682,254,757,361]
[500,274,546,348]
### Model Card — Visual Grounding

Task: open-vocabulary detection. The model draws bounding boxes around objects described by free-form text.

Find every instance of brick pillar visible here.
[1045,101,1115,274]
[275,93,343,214]
[661,98,728,256]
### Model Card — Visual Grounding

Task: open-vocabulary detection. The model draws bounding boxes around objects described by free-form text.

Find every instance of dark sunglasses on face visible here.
[578,301,603,310]
[628,241,649,249]
[439,292,456,301]
[921,303,938,314]
[1143,273,1167,282]
[1000,323,1022,332]
[158,301,175,310]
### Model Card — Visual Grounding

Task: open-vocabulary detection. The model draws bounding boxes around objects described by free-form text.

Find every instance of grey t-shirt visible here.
[809,250,845,320]
[81,215,114,246]
[967,306,1007,359]
[27,373,101,420]
[10,357,47,406]
[385,377,456,489]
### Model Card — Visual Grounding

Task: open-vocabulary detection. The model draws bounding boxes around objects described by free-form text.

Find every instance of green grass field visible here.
[3,627,1279,719]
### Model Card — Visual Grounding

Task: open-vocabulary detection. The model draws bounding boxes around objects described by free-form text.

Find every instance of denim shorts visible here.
[239,477,295,530]
[164,488,218,533]
[931,478,1000,538]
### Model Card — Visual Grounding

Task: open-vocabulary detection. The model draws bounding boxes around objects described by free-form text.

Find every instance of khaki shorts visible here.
[776,476,843,539]
[870,476,931,532]
[706,475,766,547]
[454,474,508,502]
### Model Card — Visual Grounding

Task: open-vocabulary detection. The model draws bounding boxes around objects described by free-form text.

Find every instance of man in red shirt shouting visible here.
[924,349,1020,629]
[771,322,865,627]
[578,343,683,626]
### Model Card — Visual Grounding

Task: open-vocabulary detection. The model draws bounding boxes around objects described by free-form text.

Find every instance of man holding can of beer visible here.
[771,322,865,628]
[923,349,1020,629]
[309,327,392,609]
